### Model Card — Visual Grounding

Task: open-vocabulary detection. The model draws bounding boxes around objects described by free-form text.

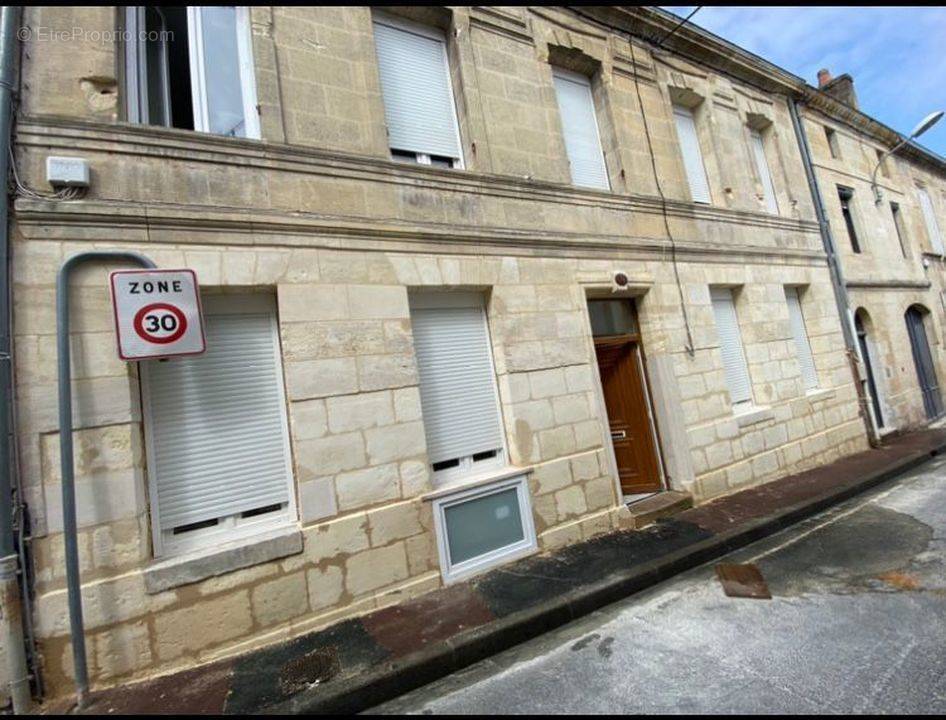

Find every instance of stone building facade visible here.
[4,5,921,701]
[798,72,946,434]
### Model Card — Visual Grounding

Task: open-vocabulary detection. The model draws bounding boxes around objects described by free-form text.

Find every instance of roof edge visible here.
[571,6,946,175]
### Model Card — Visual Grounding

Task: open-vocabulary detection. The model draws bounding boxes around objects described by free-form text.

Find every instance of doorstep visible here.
[49,428,946,716]
[624,490,693,529]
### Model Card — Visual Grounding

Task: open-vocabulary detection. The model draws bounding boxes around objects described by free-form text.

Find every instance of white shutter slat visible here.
[410,301,504,464]
[145,308,293,531]
[751,130,778,214]
[552,69,610,190]
[674,106,711,204]
[710,288,752,405]
[918,188,945,254]
[373,19,461,159]
[785,287,819,391]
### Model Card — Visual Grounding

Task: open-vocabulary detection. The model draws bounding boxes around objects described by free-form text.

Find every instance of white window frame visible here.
[710,286,754,411]
[432,474,537,583]
[917,186,945,255]
[551,66,610,191]
[672,105,712,204]
[141,294,296,557]
[409,292,507,489]
[373,13,465,169]
[785,286,819,392]
[125,6,261,140]
[187,6,261,139]
[749,128,779,214]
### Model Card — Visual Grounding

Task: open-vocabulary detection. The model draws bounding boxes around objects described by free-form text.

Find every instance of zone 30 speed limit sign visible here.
[109,269,206,360]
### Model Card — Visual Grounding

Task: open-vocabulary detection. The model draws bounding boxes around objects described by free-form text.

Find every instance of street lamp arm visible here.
[871,137,909,205]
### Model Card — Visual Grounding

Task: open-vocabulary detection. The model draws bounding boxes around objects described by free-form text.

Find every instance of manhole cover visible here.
[715,562,771,599]
[279,647,341,695]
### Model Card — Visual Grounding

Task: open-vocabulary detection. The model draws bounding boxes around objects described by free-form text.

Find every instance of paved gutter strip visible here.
[262,436,946,715]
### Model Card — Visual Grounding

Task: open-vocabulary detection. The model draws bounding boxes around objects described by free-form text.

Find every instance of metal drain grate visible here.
[279,647,341,695]
[715,562,772,599]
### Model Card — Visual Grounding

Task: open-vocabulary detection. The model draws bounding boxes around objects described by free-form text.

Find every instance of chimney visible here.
[817,68,859,109]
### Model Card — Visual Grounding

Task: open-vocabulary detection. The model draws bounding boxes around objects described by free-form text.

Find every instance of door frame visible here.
[583,293,668,500]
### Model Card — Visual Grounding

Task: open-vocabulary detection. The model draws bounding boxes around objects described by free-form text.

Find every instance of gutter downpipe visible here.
[0,5,31,714]
[58,251,156,709]
[789,98,881,448]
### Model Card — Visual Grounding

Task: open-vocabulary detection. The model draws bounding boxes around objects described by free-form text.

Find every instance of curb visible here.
[264,440,945,715]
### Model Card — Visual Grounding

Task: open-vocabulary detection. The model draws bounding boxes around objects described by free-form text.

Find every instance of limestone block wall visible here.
[803,108,946,431]
[8,3,877,701]
[16,6,817,224]
[12,226,866,695]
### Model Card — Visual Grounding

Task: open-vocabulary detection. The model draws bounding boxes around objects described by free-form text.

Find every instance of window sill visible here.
[143,525,302,594]
[805,388,835,403]
[733,405,775,428]
[422,465,534,502]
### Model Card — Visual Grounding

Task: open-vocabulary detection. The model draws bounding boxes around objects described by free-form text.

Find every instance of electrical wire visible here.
[568,6,697,357]
[626,25,697,357]
[7,145,86,201]
[656,6,702,48]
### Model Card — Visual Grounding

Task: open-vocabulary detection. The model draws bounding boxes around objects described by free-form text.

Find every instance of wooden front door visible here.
[594,337,662,494]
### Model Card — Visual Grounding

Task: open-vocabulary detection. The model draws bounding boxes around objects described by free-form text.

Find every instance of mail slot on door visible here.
[610,430,627,440]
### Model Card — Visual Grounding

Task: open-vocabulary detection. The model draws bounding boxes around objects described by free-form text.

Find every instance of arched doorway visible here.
[905,305,943,420]
[854,309,884,429]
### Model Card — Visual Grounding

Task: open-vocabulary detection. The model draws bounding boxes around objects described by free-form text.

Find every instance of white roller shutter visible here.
[410,293,504,468]
[552,68,610,190]
[785,287,818,391]
[750,130,778,214]
[710,287,752,406]
[143,295,294,539]
[917,187,945,255]
[673,106,711,204]
[372,17,462,160]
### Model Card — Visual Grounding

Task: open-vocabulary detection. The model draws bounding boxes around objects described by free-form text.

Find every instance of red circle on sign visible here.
[133,303,188,345]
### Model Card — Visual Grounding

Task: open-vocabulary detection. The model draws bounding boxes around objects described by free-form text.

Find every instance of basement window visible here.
[123,6,261,139]
[432,475,537,583]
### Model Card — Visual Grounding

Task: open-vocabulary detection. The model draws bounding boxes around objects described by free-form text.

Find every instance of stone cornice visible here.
[14,198,826,267]
[14,115,820,237]
[845,279,932,290]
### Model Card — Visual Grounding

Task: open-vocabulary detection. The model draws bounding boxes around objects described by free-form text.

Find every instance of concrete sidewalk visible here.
[52,428,946,715]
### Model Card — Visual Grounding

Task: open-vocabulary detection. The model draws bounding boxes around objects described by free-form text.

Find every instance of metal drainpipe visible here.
[0,5,32,714]
[58,251,156,709]
[788,98,881,447]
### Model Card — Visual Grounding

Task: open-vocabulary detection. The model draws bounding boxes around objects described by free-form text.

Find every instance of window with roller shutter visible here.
[141,293,296,556]
[785,287,819,391]
[749,129,778,214]
[710,287,753,408]
[673,105,712,204]
[917,187,945,255]
[409,292,506,486]
[372,14,463,168]
[551,67,610,190]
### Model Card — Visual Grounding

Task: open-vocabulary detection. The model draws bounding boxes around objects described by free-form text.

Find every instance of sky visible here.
[663,6,946,157]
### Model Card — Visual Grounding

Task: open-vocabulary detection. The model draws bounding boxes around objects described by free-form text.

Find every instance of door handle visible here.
[610,430,627,440]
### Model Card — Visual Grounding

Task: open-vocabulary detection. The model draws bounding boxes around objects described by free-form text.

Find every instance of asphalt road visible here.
[373,454,946,714]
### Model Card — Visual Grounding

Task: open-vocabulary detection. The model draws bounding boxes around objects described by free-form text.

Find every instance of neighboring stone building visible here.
[7,4,926,702]
[798,70,946,434]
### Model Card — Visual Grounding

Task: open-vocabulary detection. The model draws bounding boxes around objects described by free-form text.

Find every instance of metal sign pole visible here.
[57,251,156,709]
